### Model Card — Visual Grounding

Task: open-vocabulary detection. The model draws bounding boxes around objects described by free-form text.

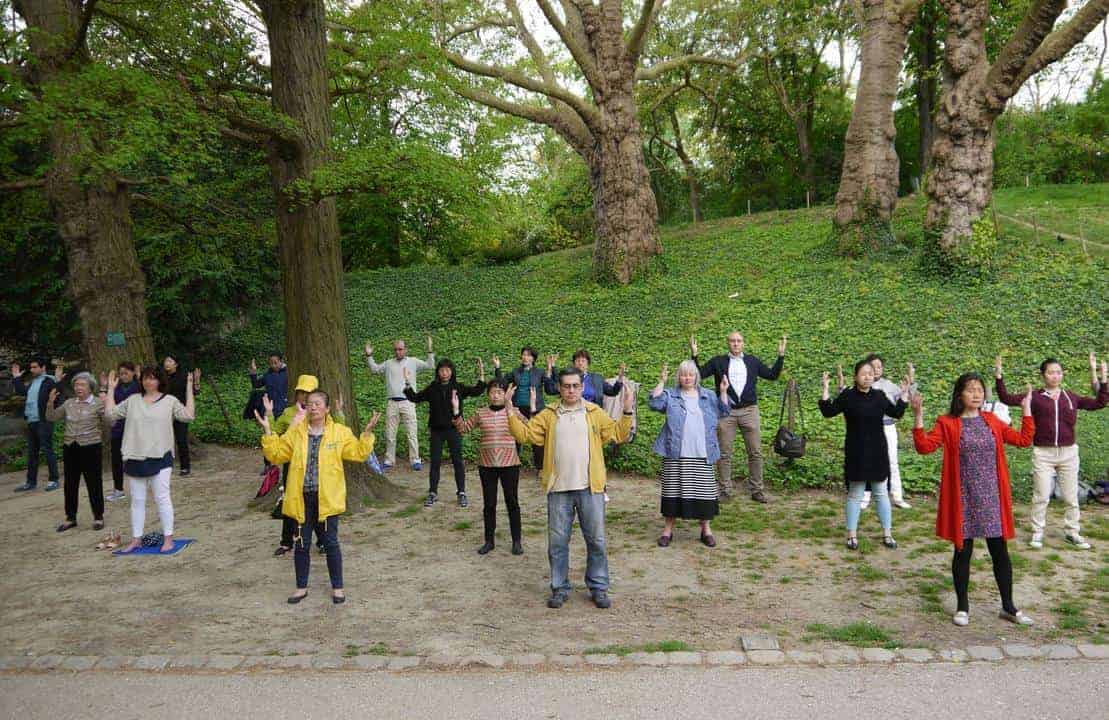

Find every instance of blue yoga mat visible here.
[113,539,195,557]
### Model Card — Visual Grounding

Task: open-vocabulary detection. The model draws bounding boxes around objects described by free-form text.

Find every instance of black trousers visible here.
[479,466,521,544]
[294,491,342,590]
[517,406,543,470]
[110,434,125,491]
[952,537,1016,614]
[25,420,59,486]
[429,427,465,494]
[63,442,104,522]
[172,420,191,471]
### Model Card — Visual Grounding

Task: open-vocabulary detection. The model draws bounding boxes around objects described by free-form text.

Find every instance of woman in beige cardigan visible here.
[105,365,196,553]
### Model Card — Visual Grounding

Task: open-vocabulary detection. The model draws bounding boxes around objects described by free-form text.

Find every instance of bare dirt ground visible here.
[1,443,1105,659]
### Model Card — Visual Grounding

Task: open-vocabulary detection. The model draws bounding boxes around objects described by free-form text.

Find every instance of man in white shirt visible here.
[365,336,434,471]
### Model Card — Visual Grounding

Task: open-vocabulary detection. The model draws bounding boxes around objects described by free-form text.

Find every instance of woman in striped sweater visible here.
[453,378,523,556]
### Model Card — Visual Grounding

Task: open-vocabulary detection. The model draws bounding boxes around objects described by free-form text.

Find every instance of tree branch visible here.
[63,0,98,62]
[0,177,45,191]
[449,82,593,157]
[986,0,1067,105]
[219,125,265,146]
[132,193,199,236]
[1007,0,1109,96]
[505,0,556,86]
[444,15,514,44]
[444,50,600,129]
[636,53,740,81]
[626,0,664,60]
[536,0,603,89]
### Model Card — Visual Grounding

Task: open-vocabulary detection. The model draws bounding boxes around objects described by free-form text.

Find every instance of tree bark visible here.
[924,1,993,252]
[581,3,661,284]
[914,3,938,178]
[257,0,395,500]
[832,0,920,253]
[14,0,156,372]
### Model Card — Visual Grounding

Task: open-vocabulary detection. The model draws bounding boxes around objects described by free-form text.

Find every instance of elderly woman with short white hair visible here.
[46,371,108,533]
[648,360,732,547]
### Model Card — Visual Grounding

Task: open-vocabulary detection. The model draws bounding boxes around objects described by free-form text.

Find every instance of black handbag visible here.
[773,379,807,458]
[242,389,266,421]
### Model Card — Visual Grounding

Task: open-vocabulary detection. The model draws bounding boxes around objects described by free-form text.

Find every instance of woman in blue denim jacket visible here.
[648,360,731,547]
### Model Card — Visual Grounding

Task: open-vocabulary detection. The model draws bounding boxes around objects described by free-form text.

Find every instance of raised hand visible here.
[910,392,923,414]
[907,362,916,385]
[529,386,537,412]
[618,362,627,379]
[1091,350,1098,373]
[1101,360,1108,384]
[192,368,202,385]
[899,375,912,399]
[254,409,272,434]
[476,357,485,381]
[659,362,669,385]
[250,358,257,374]
[99,371,109,389]
[622,384,635,413]
[689,335,698,357]
[821,371,831,399]
[107,370,118,391]
[720,374,730,396]
[291,403,307,428]
[994,355,1003,379]
[364,341,373,357]
[836,364,844,390]
[403,368,413,386]
[426,334,433,353]
[335,392,344,416]
[451,388,460,416]
[491,354,500,369]
[364,411,382,434]
[546,354,557,372]
[1021,384,1033,416]
[261,393,274,417]
[778,334,788,356]
[48,387,58,404]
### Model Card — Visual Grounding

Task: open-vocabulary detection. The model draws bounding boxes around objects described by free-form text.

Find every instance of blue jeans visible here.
[25,421,58,487]
[846,480,892,532]
[547,489,608,594]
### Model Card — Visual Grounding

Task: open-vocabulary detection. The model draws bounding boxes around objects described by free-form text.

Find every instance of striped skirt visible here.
[659,457,719,520]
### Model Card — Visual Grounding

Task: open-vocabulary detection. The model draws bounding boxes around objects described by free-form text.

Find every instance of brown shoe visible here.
[751,492,769,504]
[657,534,672,547]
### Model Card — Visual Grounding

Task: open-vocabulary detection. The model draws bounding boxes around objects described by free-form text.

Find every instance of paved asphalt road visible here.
[2,662,1104,720]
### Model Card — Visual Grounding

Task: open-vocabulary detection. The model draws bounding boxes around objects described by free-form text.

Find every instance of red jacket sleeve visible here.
[913,421,944,455]
[998,413,1035,447]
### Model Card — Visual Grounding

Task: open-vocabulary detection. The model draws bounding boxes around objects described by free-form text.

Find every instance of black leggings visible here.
[429,427,465,495]
[952,537,1016,614]
[479,466,521,544]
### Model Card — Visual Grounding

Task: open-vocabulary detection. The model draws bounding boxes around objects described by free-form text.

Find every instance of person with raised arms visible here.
[256,392,379,604]
[364,335,434,472]
[46,372,108,533]
[912,373,1035,627]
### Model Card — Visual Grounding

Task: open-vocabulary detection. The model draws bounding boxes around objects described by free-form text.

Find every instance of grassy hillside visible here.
[195,185,1109,498]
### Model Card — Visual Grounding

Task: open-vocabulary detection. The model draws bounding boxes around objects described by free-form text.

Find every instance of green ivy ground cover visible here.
[193,188,1109,499]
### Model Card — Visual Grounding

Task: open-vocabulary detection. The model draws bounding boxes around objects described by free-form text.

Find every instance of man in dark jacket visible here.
[692,332,787,503]
[249,353,289,417]
[11,356,61,492]
[405,358,485,508]
[542,349,625,403]
[164,355,200,476]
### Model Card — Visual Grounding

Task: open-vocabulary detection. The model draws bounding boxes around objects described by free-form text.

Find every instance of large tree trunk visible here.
[924,0,994,253]
[832,0,919,253]
[584,6,661,284]
[15,0,155,372]
[258,0,396,501]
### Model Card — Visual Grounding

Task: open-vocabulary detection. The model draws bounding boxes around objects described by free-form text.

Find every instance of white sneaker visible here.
[952,611,969,627]
[1028,533,1043,549]
[999,609,1034,626]
[1064,534,1091,550]
[106,490,126,502]
[893,499,912,509]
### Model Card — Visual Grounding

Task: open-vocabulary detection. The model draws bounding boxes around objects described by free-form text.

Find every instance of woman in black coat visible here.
[820,359,910,550]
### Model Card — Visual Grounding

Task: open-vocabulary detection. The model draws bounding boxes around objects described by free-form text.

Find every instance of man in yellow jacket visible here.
[257,390,379,605]
[508,367,634,609]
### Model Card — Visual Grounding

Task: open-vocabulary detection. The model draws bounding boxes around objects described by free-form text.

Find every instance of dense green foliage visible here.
[190,185,1109,498]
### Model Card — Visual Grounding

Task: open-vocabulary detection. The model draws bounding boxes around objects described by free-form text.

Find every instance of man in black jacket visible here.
[11,356,61,492]
[692,332,786,503]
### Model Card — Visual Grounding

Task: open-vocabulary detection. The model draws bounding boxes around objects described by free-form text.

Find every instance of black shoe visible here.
[458,492,469,508]
[180,468,191,477]
[424,492,438,507]
[287,591,308,604]
[332,593,346,605]
[511,542,524,555]
[477,542,494,555]
[274,545,291,556]
[751,491,769,504]
[882,536,898,549]
[547,592,568,609]
[13,483,35,493]
[317,544,326,555]
[591,591,612,609]
[56,521,78,533]
[846,537,859,550]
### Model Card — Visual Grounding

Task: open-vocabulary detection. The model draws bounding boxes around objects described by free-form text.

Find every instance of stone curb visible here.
[3,643,1105,674]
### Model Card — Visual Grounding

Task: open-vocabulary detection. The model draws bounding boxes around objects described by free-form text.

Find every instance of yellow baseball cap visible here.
[294,374,319,393]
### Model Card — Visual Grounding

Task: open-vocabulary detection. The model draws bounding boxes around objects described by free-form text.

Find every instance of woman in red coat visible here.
[912,372,1034,628]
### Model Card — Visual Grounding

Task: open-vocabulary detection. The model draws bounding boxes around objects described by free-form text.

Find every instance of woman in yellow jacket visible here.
[257,390,379,604]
